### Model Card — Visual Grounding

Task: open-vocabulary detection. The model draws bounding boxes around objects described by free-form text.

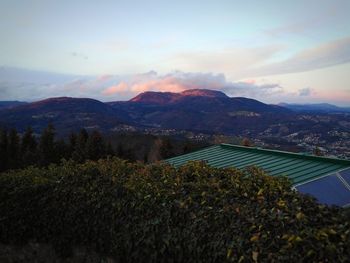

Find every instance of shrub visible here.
[0,158,349,262]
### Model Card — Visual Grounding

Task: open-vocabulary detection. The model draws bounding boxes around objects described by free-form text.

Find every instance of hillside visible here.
[0,101,27,110]
[0,97,126,135]
[0,89,292,135]
[109,89,292,134]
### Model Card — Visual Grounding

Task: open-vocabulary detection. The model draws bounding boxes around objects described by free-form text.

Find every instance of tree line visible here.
[0,124,115,172]
[0,124,208,172]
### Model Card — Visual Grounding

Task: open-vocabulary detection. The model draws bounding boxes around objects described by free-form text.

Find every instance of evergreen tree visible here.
[7,128,20,169]
[72,129,89,162]
[68,132,77,158]
[116,143,124,158]
[105,141,114,156]
[86,130,105,160]
[21,126,37,166]
[55,139,70,162]
[160,138,174,159]
[38,123,56,166]
[0,128,8,171]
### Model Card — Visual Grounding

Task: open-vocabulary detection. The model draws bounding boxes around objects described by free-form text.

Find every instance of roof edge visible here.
[220,143,350,165]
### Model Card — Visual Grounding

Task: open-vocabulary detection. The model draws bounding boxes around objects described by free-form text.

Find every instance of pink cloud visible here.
[102,82,129,95]
[98,71,284,100]
[130,78,187,93]
[243,79,256,85]
[314,90,350,103]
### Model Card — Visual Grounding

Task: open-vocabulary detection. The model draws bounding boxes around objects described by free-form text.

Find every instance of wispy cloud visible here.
[251,37,350,77]
[166,37,350,80]
[167,45,285,79]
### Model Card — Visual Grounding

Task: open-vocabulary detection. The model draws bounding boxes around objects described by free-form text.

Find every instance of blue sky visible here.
[0,0,350,105]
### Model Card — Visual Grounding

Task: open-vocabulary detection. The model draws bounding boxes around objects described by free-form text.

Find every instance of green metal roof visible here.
[166,143,350,185]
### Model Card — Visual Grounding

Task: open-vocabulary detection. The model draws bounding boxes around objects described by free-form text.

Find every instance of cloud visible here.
[249,37,350,77]
[166,37,350,80]
[5,67,348,105]
[0,67,285,102]
[298,87,312,96]
[102,82,129,95]
[99,71,284,101]
[167,45,285,79]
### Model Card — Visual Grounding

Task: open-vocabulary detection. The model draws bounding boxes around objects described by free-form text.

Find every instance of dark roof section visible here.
[295,170,350,208]
[166,143,350,185]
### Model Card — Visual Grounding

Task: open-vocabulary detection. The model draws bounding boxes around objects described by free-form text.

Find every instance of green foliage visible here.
[20,127,37,167]
[7,129,21,168]
[160,138,174,159]
[0,125,117,172]
[38,123,56,166]
[0,160,349,262]
[86,131,106,160]
[0,129,9,171]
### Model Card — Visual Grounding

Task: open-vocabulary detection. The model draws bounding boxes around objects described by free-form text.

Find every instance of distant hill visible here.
[109,89,292,134]
[0,101,27,109]
[0,97,125,135]
[130,89,228,104]
[0,89,292,135]
[1,89,348,138]
[279,102,350,113]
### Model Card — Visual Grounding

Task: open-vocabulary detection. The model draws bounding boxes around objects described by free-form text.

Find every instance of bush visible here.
[0,158,349,262]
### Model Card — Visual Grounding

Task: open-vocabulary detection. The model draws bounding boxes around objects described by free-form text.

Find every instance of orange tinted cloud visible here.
[102,82,129,95]
[314,90,350,103]
[130,77,187,93]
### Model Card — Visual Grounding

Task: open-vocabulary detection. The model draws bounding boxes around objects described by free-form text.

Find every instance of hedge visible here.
[0,158,349,262]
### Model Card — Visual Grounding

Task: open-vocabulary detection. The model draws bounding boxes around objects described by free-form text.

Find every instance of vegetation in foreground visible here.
[0,159,349,262]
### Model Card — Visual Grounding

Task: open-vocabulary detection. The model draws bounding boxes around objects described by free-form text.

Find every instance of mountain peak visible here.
[180,89,228,98]
[130,91,182,104]
[130,89,228,104]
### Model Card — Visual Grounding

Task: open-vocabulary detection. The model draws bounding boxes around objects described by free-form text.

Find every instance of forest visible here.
[0,124,207,172]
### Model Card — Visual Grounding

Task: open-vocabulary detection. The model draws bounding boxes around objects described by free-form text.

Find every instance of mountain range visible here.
[0,89,348,137]
[279,103,350,113]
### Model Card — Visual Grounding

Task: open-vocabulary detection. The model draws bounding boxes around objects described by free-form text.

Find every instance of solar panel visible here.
[339,168,350,185]
[296,173,350,207]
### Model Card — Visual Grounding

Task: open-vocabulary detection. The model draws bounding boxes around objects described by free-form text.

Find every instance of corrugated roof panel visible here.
[268,160,318,176]
[250,157,293,170]
[213,152,264,168]
[235,155,275,168]
[166,143,350,186]
[260,159,307,172]
[289,164,344,182]
[209,151,255,167]
[293,165,346,185]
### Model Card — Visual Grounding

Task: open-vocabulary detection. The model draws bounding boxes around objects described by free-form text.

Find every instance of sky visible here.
[0,0,350,106]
